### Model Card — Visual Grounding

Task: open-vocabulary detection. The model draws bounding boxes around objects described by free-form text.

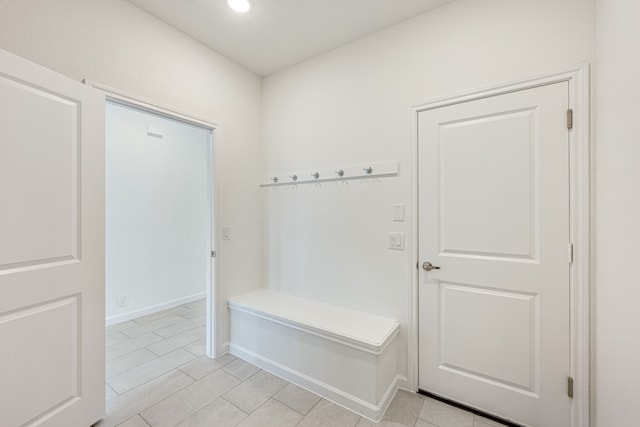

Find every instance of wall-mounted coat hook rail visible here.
[260,161,399,187]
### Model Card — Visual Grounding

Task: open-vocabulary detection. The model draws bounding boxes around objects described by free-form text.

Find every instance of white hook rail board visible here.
[260,161,399,187]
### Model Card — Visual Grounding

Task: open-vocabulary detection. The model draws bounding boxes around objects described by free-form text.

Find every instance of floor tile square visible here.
[154,314,206,339]
[237,398,302,427]
[297,399,360,427]
[105,383,118,402]
[356,418,413,427]
[273,383,321,415]
[223,370,287,413]
[106,331,129,347]
[179,353,236,380]
[176,398,247,427]
[418,397,474,427]
[131,307,188,325]
[183,338,206,356]
[222,358,260,380]
[120,315,185,338]
[108,349,196,394]
[106,320,139,334]
[98,370,194,427]
[145,326,205,356]
[140,369,241,427]
[377,389,425,426]
[106,332,164,361]
[474,416,510,427]
[117,415,150,427]
[107,348,157,379]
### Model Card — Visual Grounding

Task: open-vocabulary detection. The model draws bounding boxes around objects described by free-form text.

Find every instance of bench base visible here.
[228,293,405,421]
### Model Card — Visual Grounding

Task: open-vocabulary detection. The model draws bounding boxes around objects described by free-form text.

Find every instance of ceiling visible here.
[127,0,454,76]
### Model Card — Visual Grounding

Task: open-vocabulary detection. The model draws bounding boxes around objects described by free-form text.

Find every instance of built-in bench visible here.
[227,289,403,421]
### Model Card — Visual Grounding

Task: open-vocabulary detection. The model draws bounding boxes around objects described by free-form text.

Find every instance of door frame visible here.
[84,80,224,358]
[407,64,590,427]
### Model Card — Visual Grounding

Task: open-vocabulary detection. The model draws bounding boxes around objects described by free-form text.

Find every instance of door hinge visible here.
[211,250,216,258]
[567,109,574,130]
[568,243,574,264]
[416,261,419,270]
[568,376,574,398]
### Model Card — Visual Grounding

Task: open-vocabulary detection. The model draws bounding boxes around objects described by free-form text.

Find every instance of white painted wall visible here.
[105,101,211,323]
[262,0,594,384]
[0,0,262,351]
[4,0,640,423]
[594,0,640,424]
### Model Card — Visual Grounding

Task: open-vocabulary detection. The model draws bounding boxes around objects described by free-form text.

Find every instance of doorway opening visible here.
[99,91,219,406]
[105,100,212,325]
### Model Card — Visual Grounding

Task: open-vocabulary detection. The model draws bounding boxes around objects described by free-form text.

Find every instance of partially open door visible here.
[0,49,105,426]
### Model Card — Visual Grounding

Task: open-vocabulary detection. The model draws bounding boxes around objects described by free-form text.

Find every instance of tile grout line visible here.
[293,395,324,427]
[220,395,251,418]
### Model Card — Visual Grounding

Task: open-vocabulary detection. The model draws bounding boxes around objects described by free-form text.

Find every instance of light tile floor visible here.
[97,299,509,427]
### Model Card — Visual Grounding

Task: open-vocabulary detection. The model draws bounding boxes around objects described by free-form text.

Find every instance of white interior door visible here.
[0,49,105,426]
[418,82,570,426]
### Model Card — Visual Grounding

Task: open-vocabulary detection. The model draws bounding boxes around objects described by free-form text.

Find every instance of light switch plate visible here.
[388,232,405,250]
[393,204,405,222]
[222,226,231,240]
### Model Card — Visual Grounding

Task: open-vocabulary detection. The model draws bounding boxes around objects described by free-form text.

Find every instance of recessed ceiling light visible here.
[227,0,251,13]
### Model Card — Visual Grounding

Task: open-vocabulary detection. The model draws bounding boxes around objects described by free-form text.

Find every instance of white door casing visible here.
[417,81,570,426]
[409,65,590,427]
[87,81,221,358]
[0,49,105,426]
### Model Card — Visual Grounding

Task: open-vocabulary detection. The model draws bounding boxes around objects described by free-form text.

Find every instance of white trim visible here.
[228,289,400,355]
[407,63,590,427]
[208,127,225,357]
[219,341,231,356]
[105,292,206,326]
[87,80,224,357]
[567,64,590,427]
[83,80,218,129]
[228,303,400,356]
[230,343,408,422]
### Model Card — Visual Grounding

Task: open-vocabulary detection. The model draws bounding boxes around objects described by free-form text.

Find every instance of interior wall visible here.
[0,0,263,350]
[262,0,594,382]
[6,2,639,424]
[105,101,211,323]
[594,0,640,424]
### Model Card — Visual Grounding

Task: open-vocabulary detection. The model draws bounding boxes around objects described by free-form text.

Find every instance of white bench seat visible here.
[227,289,404,421]
[228,289,399,354]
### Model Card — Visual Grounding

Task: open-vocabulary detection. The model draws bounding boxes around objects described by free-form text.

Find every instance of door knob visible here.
[422,261,440,271]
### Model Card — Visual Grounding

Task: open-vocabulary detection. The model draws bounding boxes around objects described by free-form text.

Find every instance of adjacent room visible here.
[0,0,638,426]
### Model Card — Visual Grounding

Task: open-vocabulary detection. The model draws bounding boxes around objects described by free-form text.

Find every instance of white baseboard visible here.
[105,292,206,326]
[229,343,407,421]
[211,341,230,359]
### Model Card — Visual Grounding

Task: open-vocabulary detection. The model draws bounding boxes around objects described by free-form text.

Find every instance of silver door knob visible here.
[422,261,440,271]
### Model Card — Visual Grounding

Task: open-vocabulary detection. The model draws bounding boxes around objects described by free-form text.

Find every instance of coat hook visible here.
[311,172,320,179]
[335,169,344,177]
[363,166,373,175]
[270,176,279,183]
[290,174,298,181]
